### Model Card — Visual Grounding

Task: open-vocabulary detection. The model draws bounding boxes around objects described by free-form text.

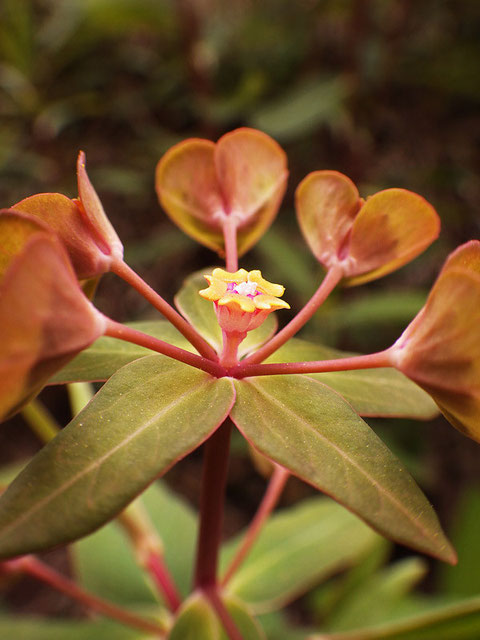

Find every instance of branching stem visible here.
[194,420,232,588]
[242,265,343,364]
[231,348,394,378]
[203,585,244,640]
[223,218,238,272]
[4,556,166,636]
[111,259,218,361]
[103,317,226,378]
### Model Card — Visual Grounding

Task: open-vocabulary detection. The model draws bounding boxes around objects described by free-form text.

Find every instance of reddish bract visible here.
[155,128,288,256]
[0,211,106,421]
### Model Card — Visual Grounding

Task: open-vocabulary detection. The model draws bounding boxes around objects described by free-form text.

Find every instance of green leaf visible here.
[0,617,143,640]
[221,496,380,612]
[174,271,277,356]
[326,558,428,631]
[168,592,265,640]
[0,356,235,558]
[50,321,193,384]
[439,484,480,597]
[267,338,438,419]
[73,480,197,604]
[312,595,480,640]
[259,612,313,640]
[230,375,455,563]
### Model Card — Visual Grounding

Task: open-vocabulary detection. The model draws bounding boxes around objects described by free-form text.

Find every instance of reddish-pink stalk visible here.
[222,465,289,586]
[220,330,245,368]
[146,551,182,613]
[5,556,165,636]
[194,421,232,589]
[242,265,343,365]
[103,317,226,378]
[203,584,244,640]
[111,259,218,361]
[223,217,238,272]
[231,348,394,378]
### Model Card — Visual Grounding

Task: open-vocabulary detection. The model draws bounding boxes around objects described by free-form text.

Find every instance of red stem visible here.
[103,317,226,378]
[146,552,182,612]
[222,465,289,586]
[7,556,165,636]
[194,421,232,588]
[203,585,244,640]
[223,218,238,272]
[111,259,218,361]
[231,348,394,378]
[242,265,343,365]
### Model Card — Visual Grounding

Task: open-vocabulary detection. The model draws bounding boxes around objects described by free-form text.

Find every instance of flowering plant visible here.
[0,128,479,639]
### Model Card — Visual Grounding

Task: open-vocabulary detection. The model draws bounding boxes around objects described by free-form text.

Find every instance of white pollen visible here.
[234,281,257,296]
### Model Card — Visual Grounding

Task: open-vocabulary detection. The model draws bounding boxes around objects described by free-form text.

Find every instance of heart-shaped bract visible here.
[155,128,288,256]
[0,211,106,421]
[296,170,440,285]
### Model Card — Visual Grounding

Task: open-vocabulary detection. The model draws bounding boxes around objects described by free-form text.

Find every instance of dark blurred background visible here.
[1,0,480,614]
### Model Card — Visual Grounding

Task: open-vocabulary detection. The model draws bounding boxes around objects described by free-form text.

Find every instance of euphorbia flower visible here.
[296,170,440,285]
[199,268,290,334]
[11,151,123,279]
[0,211,106,421]
[155,128,288,257]
[390,241,480,442]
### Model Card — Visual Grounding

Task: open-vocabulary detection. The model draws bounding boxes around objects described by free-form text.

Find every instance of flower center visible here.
[229,281,258,297]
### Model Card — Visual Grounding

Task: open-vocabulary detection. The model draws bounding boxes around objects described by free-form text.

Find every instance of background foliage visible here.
[0,0,479,628]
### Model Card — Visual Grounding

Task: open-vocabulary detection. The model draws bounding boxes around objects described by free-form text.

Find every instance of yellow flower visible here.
[200,268,290,334]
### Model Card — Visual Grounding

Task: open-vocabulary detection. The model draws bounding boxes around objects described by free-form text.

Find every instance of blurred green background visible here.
[0,0,479,620]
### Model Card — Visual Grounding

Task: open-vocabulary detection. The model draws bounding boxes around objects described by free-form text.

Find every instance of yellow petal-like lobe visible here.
[253,294,290,310]
[394,241,480,442]
[248,270,285,297]
[345,189,440,286]
[296,170,361,267]
[211,268,249,283]
[218,293,256,313]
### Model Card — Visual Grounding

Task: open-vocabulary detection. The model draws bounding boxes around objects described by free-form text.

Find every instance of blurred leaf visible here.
[222,496,380,612]
[259,612,313,640]
[439,484,480,597]
[231,375,455,563]
[249,76,349,142]
[174,271,277,357]
[0,356,235,558]
[267,338,438,419]
[50,321,192,384]
[326,558,428,631]
[0,617,143,640]
[312,594,480,640]
[168,593,265,640]
[73,480,197,603]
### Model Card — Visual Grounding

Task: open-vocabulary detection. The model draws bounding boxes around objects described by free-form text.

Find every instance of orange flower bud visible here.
[199,268,289,334]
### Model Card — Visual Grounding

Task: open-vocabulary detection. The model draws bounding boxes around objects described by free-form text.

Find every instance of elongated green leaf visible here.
[221,496,380,612]
[230,375,455,563]
[312,595,480,640]
[174,271,277,357]
[74,480,197,603]
[50,321,192,384]
[267,338,437,419]
[259,612,313,640]
[0,356,235,558]
[168,593,265,640]
[0,617,143,640]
